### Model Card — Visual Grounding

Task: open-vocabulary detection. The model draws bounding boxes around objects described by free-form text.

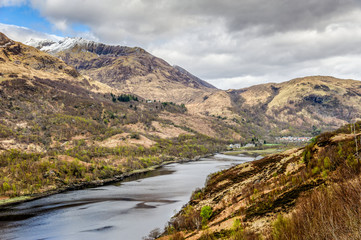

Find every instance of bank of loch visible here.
[160,122,361,240]
[0,154,253,240]
[0,134,226,206]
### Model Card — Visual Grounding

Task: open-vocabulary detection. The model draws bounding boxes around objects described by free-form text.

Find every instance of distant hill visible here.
[227,76,361,135]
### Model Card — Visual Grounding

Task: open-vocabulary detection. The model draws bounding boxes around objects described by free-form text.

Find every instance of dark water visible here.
[0,153,254,240]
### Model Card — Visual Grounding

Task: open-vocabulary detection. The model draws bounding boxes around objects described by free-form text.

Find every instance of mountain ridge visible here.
[26,37,218,102]
[12,34,361,138]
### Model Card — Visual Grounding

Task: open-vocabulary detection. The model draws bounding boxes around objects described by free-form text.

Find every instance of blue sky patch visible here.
[0,5,58,34]
[0,5,90,37]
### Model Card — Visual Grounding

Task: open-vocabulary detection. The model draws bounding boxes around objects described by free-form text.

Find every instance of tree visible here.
[200,205,213,227]
[311,125,321,136]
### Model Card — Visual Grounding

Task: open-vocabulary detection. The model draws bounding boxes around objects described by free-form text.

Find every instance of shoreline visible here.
[0,153,214,208]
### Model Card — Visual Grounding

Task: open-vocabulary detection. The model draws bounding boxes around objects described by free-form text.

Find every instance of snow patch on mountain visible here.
[26,37,94,54]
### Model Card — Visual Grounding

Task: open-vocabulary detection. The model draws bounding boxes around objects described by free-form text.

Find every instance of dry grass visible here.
[271,176,361,240]
[160,122,361,240]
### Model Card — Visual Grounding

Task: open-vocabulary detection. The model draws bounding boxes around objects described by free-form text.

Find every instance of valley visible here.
[0,31,361,240]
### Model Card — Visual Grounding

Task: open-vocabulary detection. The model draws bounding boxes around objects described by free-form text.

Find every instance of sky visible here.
[1,0,361,90]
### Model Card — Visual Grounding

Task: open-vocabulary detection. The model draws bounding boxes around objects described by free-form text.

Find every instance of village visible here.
[228,136,312,150]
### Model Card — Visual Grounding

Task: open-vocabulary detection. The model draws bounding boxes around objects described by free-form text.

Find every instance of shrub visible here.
[323,157,331,169]
[169,232,184,240]
[130,132,140,139]
[200,205,213,226]
[271,177,361,240]
[272,214,291,240]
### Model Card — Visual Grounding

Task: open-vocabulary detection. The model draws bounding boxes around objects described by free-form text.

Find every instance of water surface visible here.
[0,153,253,240]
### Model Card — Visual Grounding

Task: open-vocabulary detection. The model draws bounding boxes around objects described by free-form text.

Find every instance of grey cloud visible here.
[0,23,61,42]
[167,0,361,33]
[29,0,361,45]
[3,0,361,89]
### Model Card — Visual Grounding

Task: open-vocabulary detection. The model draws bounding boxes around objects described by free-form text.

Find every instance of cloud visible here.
[0,0,27,7]
[0,23,62,42]
[3,0,361,89]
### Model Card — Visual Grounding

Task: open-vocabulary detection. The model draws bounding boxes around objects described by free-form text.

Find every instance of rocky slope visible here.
[160,122,361,239]
[27,37,218,104]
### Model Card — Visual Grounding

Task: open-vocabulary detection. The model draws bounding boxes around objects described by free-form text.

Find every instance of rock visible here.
[0,32,14,47]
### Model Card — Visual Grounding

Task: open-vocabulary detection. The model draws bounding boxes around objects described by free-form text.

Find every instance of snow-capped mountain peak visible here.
[26,37,94,54]
[25,37,147,57]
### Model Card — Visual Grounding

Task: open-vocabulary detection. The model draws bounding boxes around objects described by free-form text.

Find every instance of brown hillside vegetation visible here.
[227,76,361,136]
[53,42,218,104]
[0,33,243,201]
[158,122,361,240]
[30,37,361,137]
[2,32,361,214]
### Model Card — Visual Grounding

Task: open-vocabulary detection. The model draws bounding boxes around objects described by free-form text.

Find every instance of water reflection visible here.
[0,154,254,240]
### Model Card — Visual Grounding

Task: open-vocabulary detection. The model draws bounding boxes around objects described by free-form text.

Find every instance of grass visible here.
[270,122,361,239]
[0,196,31,205]
[271,177,361,240]
[223,148,284,156]
[164,122,361,239]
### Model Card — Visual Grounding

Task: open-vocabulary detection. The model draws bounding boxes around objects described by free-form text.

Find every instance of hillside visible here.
[27,37,218,104]
[0,33,240,146]
[228,76,361,135]
[26,38,244,123]
[187,76,361,140]
[27,38,361,139]
[0,33,242,201]
[160,122,361,239]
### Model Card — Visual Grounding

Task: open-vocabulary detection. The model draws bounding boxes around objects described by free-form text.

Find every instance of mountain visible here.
[1,33,79,81]
[184,75,361,139]
[227,76,361,135]
[161,122,361,239]
[27,37,218,104]
[1,33,238,147]
[24,37,361,139]
[0,33,245,201]
[173,65,216,89]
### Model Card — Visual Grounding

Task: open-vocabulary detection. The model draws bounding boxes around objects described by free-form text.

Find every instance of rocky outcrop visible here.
[0,32,14,47]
